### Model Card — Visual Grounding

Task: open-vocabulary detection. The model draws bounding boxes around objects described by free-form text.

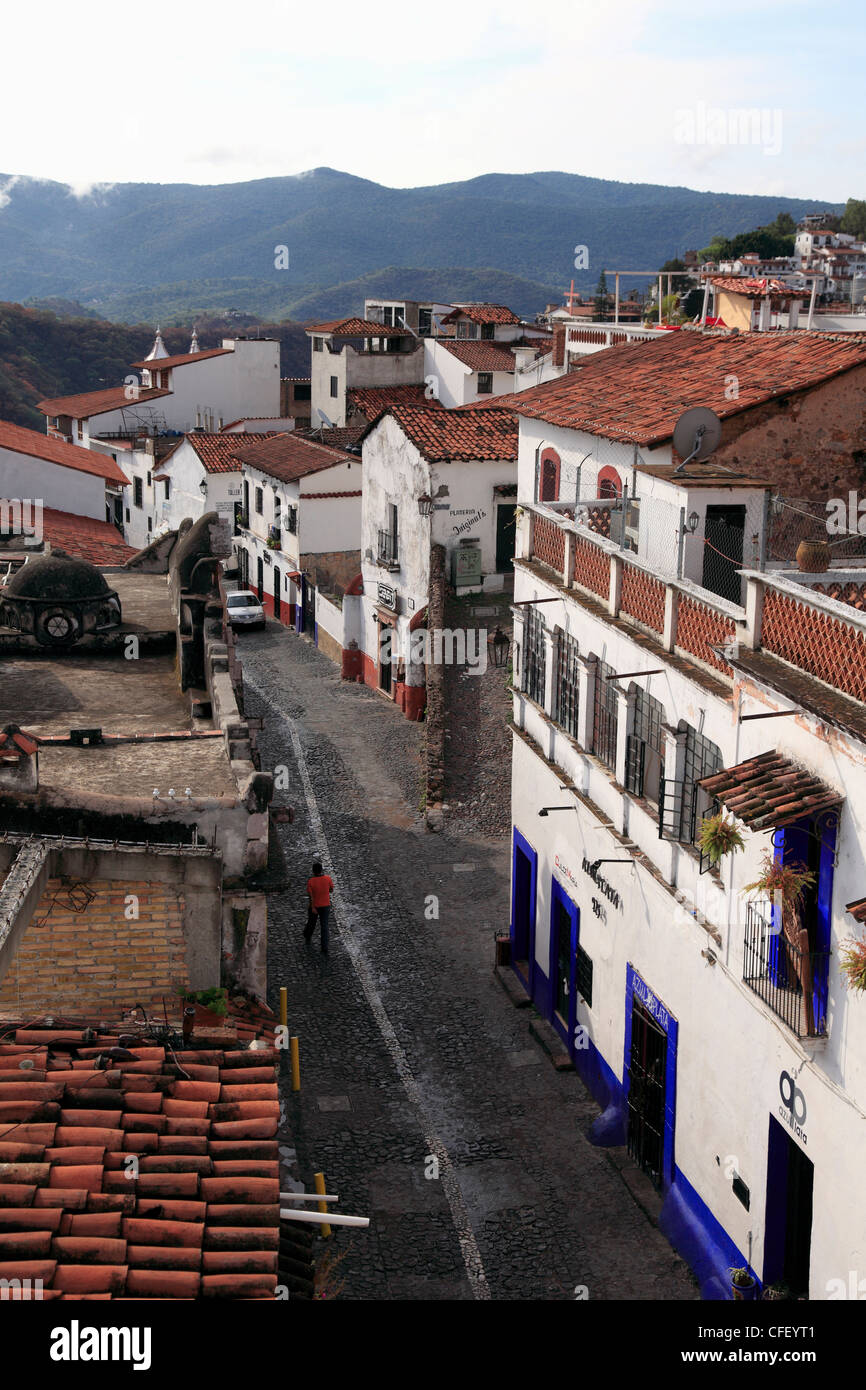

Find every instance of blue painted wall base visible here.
[661,1169,757,1300]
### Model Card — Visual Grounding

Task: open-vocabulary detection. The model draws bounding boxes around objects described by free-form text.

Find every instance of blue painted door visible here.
[511,829,537,994]
[550,879,579,1050]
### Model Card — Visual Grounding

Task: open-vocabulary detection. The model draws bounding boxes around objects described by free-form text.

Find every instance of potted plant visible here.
[744,851,816,1032]
[839,934,866,993]
[178,986,228,1027]
[699,812,745,866]
[761,1281,792,1301]
[730,1266,757,1300]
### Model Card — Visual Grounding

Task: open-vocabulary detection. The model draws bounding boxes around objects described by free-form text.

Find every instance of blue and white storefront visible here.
[509,722,859,1302]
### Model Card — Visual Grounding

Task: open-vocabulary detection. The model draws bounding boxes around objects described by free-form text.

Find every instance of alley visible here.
[241,621,698,1302]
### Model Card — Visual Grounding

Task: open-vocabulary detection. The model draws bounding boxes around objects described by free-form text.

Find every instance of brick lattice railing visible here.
[762,587,866,702]
[573,534,610,600]
[620,561,665,634]
[675,594,737,674]
[532,514,566,573]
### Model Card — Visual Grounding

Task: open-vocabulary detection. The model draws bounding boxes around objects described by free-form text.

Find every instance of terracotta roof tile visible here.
[510,329,866,444]
[440,341,519,373]
[0,420,131,485]
[162,432,274,476]
[129,348,232,371]
[229,432,357,483]
[699,750,843,831]
[347,384,441,419]
[0,1021,288,1299]
[36,387,171,420]
[442,304,521,325]
[361,403,518,463]
[306,318,407,337]
[711,276,802,301]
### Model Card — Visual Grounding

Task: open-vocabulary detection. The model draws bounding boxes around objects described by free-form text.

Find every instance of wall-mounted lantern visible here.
[488,626,511,667]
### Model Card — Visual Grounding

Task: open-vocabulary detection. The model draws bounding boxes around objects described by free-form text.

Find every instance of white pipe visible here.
[280,1209,370,1228]
[700,279,711,327]
[279,1192,339,1203]
[807,278,817,329]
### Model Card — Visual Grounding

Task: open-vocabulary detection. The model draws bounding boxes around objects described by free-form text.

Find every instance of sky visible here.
[2,0,863,202]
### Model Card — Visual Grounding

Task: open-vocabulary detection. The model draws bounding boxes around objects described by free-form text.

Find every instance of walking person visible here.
[303,860,334,955]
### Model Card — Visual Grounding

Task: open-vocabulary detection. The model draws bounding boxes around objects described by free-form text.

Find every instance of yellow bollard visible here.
[314,1171,331,1238]
[279,987,287,1030]
[290,1036,300,1092]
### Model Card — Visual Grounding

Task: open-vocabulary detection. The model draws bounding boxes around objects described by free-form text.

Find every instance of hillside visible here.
[0,304,309,430]
[0,167,840,323]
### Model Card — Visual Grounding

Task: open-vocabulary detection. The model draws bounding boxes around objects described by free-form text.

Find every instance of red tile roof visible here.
[39,508,136,566]
[305,318,407,338]
[509,330,866,445]
[0,1003,285,1300]
[442,304,521,325]
[0,420,130,486]
[711,276,802,301]
[347,385,442,420]
[296,425,366,450]
[0,725,38,757]
[36,388,171,420]
[130,348,232,371]
[161,433,274,476]
[229,433,357,484]
[699,750,843,831]
[364,404,518,462]
[440,341,519,373]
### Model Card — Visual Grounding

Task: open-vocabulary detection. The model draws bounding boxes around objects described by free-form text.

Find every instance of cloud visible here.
[0,174,21,210]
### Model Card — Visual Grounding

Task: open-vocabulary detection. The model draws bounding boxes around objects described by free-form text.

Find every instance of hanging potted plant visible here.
[743,851,816,1031]
[730,1266,757,1300]
[839,934,866,993]
[699,812,745,866]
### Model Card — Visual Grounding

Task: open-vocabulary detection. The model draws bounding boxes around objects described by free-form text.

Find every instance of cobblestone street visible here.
[241,620,699,1302]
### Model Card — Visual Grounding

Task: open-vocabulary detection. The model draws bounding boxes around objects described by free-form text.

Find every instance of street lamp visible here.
[488,626,510,667]
[589,858,634,874]
[418,494,434,517]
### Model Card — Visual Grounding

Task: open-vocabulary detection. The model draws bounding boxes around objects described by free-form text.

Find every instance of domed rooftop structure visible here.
[5,551,113,602]
[1,550,121,647]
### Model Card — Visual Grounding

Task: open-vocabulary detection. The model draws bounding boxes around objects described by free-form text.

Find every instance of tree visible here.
[595,271,611,321]
[659,258,691,293]
[772,211,796,235]
[841,198,866,240]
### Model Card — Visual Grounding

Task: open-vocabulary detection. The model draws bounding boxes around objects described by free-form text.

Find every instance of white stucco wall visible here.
[0,446,107,521]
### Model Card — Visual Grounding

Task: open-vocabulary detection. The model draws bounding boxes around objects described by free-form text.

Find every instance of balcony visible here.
[376,529,399,570]
[267,526,282,552]
[743,903,829,1038]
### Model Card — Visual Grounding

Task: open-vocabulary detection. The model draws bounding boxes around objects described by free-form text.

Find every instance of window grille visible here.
[523,606,546,706]
[591,659,618,770]
[554,630,580,739]
[625,687,665,805]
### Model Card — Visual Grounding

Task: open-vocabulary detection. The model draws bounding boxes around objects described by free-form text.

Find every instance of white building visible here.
[151,433,274,538]
[0,418,130,529]
[350,404,518,718]
[228,432,362,635]
[39,336,281,446]
[307,319,426,429]
[505,331,866,1300]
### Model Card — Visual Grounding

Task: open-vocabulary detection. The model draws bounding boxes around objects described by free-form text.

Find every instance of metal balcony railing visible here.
[743,903,829,1038]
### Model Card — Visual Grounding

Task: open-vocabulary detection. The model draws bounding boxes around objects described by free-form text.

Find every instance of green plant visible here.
[178,985,228,1017]
[699,812,745,866]
[839,935,866,993]
[743,852,815,928]
[730,1266,754,1287]
[762,1281,791,1301]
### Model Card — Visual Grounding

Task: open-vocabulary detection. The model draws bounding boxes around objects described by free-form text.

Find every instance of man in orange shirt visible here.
[304,860,335,955]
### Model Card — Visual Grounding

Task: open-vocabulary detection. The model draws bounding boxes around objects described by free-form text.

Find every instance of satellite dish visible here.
[672,406,722,472]
[316,409,334,428]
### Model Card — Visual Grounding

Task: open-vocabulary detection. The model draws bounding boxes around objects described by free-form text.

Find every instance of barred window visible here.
[625,686,665,806]
[680,726,723,845]
[555,630,580,739]
[523,607,546,706]
[591,658,618,770]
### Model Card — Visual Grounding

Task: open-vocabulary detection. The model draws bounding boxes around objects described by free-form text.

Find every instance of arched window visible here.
[597,465,622,500]
[538,447,561,503]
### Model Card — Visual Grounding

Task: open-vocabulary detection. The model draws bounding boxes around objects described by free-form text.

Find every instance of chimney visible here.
[553,324,566,367]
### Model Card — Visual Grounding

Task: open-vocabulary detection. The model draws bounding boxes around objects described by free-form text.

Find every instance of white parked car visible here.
[226,589,266,631]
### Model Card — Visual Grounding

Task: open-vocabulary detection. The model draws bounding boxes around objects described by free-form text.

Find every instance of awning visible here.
[699,750,843,832]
